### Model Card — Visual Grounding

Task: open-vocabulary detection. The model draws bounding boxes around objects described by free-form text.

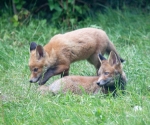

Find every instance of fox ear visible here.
[98,54,106,63]
[30,42,37,52]
[36,45,45,60]
[108,51,121,66]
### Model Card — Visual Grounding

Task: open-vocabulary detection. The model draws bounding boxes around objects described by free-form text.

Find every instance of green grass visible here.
[0,8,150,125]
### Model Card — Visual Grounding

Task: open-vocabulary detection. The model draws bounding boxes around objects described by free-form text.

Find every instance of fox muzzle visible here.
[96,78,111,87]
[29,75,41,83]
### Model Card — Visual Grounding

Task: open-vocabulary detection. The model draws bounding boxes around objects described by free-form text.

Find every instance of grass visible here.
[0,8,150,125]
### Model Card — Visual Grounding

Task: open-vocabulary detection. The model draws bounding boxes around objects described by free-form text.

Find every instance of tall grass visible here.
[0,8,150,125]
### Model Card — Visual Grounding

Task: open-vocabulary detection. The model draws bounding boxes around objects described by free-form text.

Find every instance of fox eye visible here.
[104,72,109,75]
[33,68,38,72]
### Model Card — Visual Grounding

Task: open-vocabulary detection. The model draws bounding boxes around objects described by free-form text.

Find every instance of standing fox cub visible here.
[29,28,124,85]
[38,51,127,95]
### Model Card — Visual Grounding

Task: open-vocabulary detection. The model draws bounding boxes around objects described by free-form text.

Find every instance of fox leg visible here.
[95,63,101,76]
[61,69,69,78]
[39,65,70,85]
[87,54,101,75]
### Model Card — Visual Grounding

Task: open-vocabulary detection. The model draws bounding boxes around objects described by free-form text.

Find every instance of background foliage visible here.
[0,0,150,27]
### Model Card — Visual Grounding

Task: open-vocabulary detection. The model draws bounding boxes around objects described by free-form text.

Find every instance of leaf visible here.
[13,15,18,21]
[16,4,22,10]
[74,6,82,14]
[68,0,74,4]
[63,3,67,10]
[51,11,62,21]
[49,3,55,11]
[70,18,76,25]
[13,0,19,4]
[55,4,62,12]
[13,21,19,27]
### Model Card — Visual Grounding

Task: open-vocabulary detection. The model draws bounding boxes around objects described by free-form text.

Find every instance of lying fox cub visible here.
[38,51,127,95]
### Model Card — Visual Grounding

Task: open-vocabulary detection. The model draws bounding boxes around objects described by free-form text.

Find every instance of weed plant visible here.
[0,8,150,125]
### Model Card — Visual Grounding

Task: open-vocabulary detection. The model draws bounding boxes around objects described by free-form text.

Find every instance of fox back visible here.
[38,51,127,95]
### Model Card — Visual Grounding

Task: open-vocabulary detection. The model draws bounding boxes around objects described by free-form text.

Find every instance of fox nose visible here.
[96,80,106,86]
[29,79,33,83]
[97,82,100,86]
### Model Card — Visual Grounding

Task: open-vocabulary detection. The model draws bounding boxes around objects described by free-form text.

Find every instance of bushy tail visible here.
[106,41,124,63]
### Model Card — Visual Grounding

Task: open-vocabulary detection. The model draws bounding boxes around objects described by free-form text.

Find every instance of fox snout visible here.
[96,77,115,87]
[29,74,41,83]
[29,78,38,83]
[96,79,110,86]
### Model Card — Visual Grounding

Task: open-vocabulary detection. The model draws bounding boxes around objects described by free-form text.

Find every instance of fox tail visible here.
[106,41,125,63]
